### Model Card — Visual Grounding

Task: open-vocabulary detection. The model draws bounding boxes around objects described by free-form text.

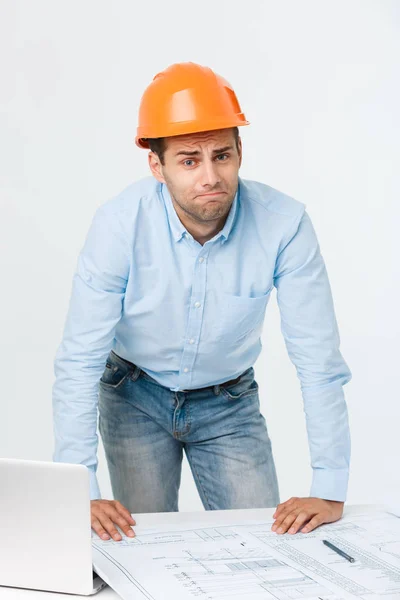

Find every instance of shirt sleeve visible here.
[273,209,351,502]
[52,206,129,500]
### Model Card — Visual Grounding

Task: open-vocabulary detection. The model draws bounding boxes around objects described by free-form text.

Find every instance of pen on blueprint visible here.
[323,539,355,563]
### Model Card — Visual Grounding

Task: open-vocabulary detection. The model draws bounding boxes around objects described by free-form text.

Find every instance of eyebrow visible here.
[175,145,233,157]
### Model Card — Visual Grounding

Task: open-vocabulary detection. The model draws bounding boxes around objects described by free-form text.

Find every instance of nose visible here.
[200,158,221,189]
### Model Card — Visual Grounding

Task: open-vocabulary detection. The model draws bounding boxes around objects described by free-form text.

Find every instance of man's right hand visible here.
[91,499,136,541]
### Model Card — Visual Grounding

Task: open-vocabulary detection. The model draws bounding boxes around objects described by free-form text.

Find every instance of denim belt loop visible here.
[131,365,141,382]
[213,384,221,396]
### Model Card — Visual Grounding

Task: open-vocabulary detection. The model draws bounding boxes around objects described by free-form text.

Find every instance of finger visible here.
[114,501,136,526]
[272,504,299,531]
[91,518,110,541]
[91,502,132,538]
[273,498,296,519]
[273,502,285,520]
[107,508,135,538]
[112,514,136,537]
[272,510,292,531]
[275,511,300,534]
[287,511,311,534]
[273,501,297,521]
[301,515,324,533]
[98,514,123,541]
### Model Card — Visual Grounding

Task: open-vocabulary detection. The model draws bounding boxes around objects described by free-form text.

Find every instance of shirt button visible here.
[189,338,195,344]
[198,257,204,263]
[194,301,201,308]
[183,368,189,373]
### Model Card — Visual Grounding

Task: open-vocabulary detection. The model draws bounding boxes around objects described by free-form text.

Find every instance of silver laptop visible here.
[0,458,107,595]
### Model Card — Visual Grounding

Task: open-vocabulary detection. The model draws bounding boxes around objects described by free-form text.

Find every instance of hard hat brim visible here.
[136,118,249,149]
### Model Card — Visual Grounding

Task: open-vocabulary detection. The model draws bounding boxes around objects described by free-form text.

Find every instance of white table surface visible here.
[0,504,386,600]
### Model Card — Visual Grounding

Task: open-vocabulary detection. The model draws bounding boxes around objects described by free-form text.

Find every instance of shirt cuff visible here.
[310,468,349,502]
[89,469,101,500]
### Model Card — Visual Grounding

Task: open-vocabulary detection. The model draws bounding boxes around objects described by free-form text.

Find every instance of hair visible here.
[146,127,240,165]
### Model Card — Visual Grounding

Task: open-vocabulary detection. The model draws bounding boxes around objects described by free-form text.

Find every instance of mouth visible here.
[197,192,226,199]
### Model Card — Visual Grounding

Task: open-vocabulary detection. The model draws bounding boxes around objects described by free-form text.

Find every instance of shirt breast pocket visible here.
[216,288,272,343]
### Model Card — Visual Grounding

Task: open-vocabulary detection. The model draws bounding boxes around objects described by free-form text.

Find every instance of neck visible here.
[172,201,229,246]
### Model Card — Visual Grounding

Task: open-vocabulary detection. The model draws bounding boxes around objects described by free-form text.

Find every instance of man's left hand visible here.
[271,497,344,535]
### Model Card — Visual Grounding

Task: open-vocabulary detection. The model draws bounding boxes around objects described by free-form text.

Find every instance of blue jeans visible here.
[98,351,280,513]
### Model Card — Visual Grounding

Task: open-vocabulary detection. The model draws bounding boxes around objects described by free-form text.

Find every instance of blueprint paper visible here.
[92,510,400,600]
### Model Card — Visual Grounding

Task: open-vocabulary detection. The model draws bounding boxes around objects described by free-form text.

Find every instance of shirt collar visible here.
[160,182,239,244]
[219,187,238,243]
[160,183,187,242]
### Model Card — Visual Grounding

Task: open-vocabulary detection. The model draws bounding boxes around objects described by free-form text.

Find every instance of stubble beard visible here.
[175,193,234,224]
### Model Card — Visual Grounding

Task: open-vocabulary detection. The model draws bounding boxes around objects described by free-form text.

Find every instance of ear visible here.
[148,152,166,183]
[237,136,243,168]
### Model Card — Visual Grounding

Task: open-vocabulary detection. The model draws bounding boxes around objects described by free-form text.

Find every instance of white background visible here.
[1,0,399,511]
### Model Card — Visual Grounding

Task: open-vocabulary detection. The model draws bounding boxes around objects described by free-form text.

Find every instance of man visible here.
[53,62,351,543]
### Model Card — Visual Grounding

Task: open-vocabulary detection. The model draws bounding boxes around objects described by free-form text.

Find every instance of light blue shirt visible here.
[53,176,351,501]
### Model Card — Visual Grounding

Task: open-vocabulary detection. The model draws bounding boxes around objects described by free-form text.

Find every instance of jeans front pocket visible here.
[99,351,134,390]
[220,368,259,400]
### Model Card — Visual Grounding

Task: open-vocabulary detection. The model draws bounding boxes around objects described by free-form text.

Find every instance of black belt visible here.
[180,374,243,393]
[111,351,243,393]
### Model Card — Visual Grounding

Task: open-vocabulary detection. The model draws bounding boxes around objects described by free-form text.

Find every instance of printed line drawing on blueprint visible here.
[238,513,400,599]
[160,546,344,599]
[92,512,400,600]
[375,541,400,561]
[110,526,245,547]
[92,525,345,600]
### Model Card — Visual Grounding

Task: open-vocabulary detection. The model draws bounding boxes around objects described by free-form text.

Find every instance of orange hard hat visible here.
[135,62,249,149]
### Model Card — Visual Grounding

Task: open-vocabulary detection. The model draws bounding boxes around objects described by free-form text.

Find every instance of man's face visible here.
[150,128,242,225]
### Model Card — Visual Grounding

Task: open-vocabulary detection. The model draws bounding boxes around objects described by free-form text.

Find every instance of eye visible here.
[215,153,229,161]
[183,159,196,167]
